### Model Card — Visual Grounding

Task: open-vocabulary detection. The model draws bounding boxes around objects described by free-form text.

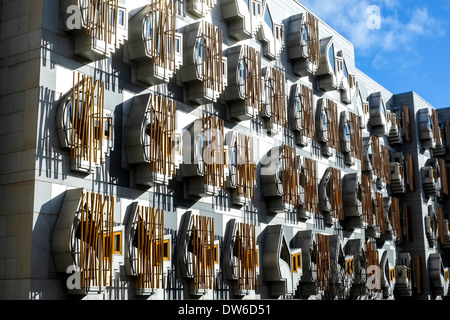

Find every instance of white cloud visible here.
[299,0,445,55]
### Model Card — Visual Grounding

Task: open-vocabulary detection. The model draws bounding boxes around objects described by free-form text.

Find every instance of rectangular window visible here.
[390,268,396,282]
[292,253,302,273]
[163,239,170,261]
[174,134,182,154]
[113,231,122,255]
[104,117,113,140]
[103,231,122,259]
[175,36,181,53]
[118,9,125,26]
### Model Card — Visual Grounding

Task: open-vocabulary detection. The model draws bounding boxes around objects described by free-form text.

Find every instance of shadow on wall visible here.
[37,86,64,180]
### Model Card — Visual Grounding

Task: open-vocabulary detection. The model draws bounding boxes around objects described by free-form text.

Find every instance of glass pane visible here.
[296,96,302,113]
[301,24,308,43]
[264,6,273,30]
[328,44,335,73]
[322,110,328,129]
[343,60,349,79]
[114,233,121,252]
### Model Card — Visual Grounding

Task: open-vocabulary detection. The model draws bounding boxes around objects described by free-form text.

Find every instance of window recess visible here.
[127,0,181,85]
[124,93,177,187]
[52,189,116,295]
[65,0,128,61]
[223,220,258,296]
[127,204,166,295]
[225,44,263,121]
[290,83,315,147]
[226,132,256,205]
[178,211,217,297]
[181,21,226,105]
[56,72,114,174]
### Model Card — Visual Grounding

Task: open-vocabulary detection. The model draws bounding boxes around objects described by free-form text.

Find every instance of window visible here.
[264,6,273,30]
[163,239,170,261]
[322,108,328,130]
[346,258,354,276]
[390,268,396,282]
[239,59,248,81]
[144,12,161,53]
[328,44,335,73]
[292,253,302,273]
[103,231,123,259]
[343,60,349,79]
[196,36,204,60]
[113,232,122,255]
[104,117,113,140]
[428,116,433,130]
[118,9,125,27]
[174,134,182,155]
[277,159,283,181]
[301,24,308,45]
[265,79,272,104]
[345,122,351,140]
[295,96,302,114]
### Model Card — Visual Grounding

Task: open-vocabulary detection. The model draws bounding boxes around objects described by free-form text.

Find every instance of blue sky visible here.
[299,0,450,109]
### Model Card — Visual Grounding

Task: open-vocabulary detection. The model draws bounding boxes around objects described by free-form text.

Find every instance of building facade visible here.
[0,0,449,300]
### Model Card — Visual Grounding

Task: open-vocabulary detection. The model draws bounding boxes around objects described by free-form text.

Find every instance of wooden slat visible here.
[370,136,390,184]
[268,68,287,128]
[431,109,441,146]
[326,100,339,150]
[235,222,258,292]
[280,146,300,206]
[361,174,372,225]
[402,106,411,142]
[375,192,385,234]
[83,0,119,48]
[391,197,401,239]
[304,158,318,214]
[300,84,315,139]
[146,0,177,72]
[439,158,449,195]
[146,93,176,177]
[349,112,362,161]
[242,45,263,113]
[134,206,165,291]
[202,115,225,189]
[234,133,256,199]
[330,168,344,220]
[405,154,415,191]
[77,191,114,291]
[306,12,320,66]
[70,72,105,167]
[316,234,330,292]
[191,214,215,291]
